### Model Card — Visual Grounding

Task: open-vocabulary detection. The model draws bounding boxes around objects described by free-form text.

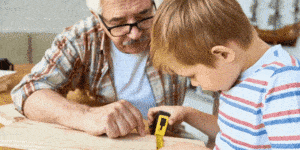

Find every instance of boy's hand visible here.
[147,106,186,126]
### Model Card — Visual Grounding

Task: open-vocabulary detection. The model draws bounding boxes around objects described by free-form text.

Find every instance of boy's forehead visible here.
[163,55,190,75]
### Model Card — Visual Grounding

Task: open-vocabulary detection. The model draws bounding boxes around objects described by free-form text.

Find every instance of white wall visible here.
[1,0,91,33]
[0,0,164,33]
[1,0,299,60]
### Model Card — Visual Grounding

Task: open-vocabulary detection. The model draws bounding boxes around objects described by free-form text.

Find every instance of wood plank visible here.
[0,146,22,150]
[0,118,204,150]
[0,104,205,149]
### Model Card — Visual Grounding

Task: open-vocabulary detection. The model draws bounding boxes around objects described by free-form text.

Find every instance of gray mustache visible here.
[122,35,149,46]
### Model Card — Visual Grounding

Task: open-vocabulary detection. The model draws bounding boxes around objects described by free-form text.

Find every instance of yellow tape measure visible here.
[153,111,170,150]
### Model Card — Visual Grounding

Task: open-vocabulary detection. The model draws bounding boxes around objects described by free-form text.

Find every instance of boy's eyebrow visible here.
[106,7,153,24]
[187,75,195,78]
[178,71,194,78]
[166,66,177,75]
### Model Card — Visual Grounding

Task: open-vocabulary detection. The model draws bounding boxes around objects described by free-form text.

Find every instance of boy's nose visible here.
[191,79,201,87]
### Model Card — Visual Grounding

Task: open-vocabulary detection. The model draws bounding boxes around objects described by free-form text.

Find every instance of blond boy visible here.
[148,0,300,149]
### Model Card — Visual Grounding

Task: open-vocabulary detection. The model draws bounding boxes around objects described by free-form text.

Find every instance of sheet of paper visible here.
[0,104,25,125]
[0,70,16,78]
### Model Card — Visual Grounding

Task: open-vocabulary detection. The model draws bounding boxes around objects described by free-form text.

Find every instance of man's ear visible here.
[90,10,95,16]
[91,11,105,28]
[91,11,99,20]
[211,45,235,63]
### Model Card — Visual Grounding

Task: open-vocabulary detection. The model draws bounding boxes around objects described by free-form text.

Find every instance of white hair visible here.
[86,0,163,15]
[86,0,102,14]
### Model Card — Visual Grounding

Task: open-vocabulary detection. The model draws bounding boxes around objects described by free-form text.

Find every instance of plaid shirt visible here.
[11,15,188,115]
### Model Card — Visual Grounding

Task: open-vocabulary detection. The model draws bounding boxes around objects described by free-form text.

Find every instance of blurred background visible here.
[1,0,91,64]
[1,0,300,65]
[236,0,300,59]
[1,0,300,144]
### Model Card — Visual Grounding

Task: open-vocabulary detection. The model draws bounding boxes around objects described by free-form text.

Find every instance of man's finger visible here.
[124,101,145,135]
[116,116,132,136]
[119,100,145,136]
[106,120,120,138]
[130,108,146,137]
[136,122,146,136]
[117,102,138,130]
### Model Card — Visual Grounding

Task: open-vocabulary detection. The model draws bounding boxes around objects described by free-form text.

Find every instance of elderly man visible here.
[11,0,187,138]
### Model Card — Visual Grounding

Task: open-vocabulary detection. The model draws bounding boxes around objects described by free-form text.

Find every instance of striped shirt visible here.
[10,15,187,116]
[215,45,300,150]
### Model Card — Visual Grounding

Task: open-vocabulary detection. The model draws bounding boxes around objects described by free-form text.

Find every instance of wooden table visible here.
[0,64,34,131]
[0,64,36,150]
[0,103,205,150]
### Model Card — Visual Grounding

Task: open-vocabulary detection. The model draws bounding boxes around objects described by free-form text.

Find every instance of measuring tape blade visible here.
[154,111,170,150]
[156,135,164,149]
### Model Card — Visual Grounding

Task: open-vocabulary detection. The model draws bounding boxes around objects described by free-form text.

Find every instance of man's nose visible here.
[127,26,143,40]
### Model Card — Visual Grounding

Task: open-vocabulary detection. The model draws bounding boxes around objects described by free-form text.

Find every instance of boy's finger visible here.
[148,106,172,122]
[147,107,162,124]
[168,117,176,125]
[168,118,173,125]
[147,111,153,121]
[147,108,155,122]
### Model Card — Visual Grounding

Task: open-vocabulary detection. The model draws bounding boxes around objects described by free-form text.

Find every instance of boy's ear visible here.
[211,46,235,63]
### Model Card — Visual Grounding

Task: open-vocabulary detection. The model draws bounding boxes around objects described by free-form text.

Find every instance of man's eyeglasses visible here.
[99,3,156,37]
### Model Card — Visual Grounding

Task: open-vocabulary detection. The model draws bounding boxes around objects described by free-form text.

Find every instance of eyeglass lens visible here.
[110,17,154,36]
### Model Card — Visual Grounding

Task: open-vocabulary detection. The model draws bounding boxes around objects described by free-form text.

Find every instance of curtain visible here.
[238,0,300,46]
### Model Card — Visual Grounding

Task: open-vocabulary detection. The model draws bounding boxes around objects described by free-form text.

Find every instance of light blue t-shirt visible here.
[111,42,156,119]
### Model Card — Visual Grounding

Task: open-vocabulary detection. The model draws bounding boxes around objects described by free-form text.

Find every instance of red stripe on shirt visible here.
[221,132,271,149]
[52,48,63,63]
[244,78,268,86]
[33,48,63,80]
[56,38,67,51]
[222,93,263,108]
[262,61,285,68]
[219,111,265,130]
[24,81,35,97]
[263,109,300,119]
[33,63,56,80]
[24,83,30,97]
[290,55,297,66]
[269,135,300,141]
[265,82,300,98]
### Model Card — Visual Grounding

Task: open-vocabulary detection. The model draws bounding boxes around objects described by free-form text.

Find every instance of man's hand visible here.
[82,100,146,138]
[147,106,186,126]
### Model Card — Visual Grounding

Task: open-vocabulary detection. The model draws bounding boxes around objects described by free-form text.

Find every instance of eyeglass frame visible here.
[98,1,157,37]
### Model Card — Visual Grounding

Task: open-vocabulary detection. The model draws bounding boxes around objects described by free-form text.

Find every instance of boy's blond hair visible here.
[151,0,254,71]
